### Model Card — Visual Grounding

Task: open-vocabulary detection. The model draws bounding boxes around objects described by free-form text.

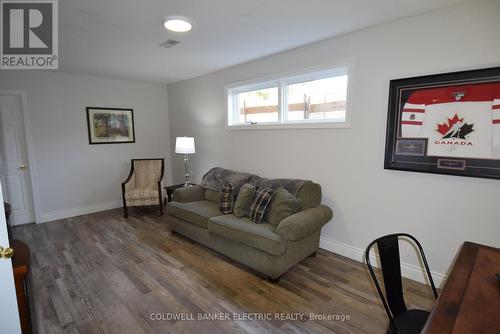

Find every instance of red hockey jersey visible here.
[401,83,500,158]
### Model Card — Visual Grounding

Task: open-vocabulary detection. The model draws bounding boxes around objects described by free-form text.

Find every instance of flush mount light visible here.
[163,16,193,32]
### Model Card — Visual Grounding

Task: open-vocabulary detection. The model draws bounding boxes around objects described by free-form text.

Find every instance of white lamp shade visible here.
[175,137,195,154]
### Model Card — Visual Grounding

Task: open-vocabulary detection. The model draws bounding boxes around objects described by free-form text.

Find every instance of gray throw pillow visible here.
[265,188,303,226]
[233,183,255,218]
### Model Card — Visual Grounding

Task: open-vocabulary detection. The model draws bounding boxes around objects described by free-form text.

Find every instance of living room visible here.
[0,0,499,333]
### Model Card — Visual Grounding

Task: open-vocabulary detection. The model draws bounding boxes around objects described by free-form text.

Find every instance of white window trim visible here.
[225,60,353,130]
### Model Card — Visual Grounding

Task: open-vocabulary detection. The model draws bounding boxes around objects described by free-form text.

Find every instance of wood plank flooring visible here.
[13,207,435,334]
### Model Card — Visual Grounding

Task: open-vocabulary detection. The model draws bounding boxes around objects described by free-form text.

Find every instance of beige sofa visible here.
[166,167,333,281]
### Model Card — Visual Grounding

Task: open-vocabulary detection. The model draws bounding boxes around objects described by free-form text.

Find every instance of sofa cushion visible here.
[172,185,205,203]
[296,181,322,209]
[233,183,255,218]
[205,189,219,203]
[247,188,274,224]
[208,215,285,255]
[166,200,221,229]
[265,188,303,226]
[219,183,235,214]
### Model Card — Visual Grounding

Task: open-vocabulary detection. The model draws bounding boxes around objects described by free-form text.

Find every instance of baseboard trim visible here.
[38,200,122,223]
[319,236,446,287]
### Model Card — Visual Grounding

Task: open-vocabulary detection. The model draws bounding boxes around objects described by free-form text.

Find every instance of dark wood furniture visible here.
[4,202,33,333]
[12,239,33,334]
[164,183,194,204]
[422,242,500,334]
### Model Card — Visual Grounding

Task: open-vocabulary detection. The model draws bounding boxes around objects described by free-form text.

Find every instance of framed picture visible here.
[384,66,500,180]
[86,107,135,144]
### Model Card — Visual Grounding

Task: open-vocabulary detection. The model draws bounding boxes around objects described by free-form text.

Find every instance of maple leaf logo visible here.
[436,114,474,139]
[437,114,463,135]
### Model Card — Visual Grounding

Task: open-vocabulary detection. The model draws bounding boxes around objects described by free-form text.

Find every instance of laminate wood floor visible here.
[13,207,435,334]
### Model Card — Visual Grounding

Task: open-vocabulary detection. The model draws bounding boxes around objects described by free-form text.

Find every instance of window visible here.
[226,65,349,128]
[236,86,279,124]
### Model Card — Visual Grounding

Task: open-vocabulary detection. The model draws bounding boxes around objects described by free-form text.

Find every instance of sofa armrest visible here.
[275,205,333,241]
[172,185,205,203]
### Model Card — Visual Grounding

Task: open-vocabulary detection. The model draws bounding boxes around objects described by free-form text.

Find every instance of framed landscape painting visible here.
[384,66,500,180]
[86,107,135,144]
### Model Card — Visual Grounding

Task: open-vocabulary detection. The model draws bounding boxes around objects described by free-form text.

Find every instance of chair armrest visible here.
[122,169,135,192]
[172,185,205,202]
[275,205,333,241]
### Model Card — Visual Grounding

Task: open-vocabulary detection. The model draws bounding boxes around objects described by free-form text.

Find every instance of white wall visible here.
[167,0,500,285]
[0,71,171,223]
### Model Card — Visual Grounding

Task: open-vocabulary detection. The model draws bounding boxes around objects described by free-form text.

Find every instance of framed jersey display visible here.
[384,66,500,180]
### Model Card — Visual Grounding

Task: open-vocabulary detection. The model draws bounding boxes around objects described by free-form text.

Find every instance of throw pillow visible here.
[265,188,303,226]
[247,188,275,223]
[233,183,255,218]
[219,183,235,214]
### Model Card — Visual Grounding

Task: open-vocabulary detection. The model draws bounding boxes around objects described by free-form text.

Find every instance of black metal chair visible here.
[365,233,438,334]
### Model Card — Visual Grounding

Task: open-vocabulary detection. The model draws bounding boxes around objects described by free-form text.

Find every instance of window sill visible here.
[225,121,351,131]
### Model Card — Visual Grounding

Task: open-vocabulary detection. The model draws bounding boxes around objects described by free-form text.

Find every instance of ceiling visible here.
[59,0,464,83]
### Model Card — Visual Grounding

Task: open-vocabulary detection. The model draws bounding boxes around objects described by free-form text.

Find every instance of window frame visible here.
[225,62,352,130]
[228,79,281,126]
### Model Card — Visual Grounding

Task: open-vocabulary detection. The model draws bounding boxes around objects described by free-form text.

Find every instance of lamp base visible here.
[183,155,192,187]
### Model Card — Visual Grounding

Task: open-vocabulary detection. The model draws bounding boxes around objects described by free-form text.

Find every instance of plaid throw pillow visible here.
[219,183,235,214]
[247,188,275,223]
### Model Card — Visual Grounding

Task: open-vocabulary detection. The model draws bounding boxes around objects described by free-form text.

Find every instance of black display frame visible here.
[384,66,500,180]
[86,107,135,145]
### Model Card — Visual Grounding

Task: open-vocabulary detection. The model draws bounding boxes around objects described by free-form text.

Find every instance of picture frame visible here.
[86,107,135,145]
[384,66,500,180]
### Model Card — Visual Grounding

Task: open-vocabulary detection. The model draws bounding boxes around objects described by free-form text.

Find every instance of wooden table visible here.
[422,242,500,334]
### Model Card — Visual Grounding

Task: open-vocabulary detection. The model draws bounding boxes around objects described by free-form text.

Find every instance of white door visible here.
[0,94,35,225]
[0,181,22,334]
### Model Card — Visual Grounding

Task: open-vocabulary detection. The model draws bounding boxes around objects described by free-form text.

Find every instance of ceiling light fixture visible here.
[163,16,193,33]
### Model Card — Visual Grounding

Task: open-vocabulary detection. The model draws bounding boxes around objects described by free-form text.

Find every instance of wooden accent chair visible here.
[122,158,165,217]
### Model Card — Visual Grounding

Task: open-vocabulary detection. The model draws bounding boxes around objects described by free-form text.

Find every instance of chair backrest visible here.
[365,233,438,321]
[132,159,164,187]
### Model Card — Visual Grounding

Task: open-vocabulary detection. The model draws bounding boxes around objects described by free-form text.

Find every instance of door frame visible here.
[0,89,41,224]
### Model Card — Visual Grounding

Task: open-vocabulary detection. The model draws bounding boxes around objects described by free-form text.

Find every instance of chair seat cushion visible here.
[167,200,222,229]
[125,188,158,200]
[208,215,285,255]
[394,309,430,334]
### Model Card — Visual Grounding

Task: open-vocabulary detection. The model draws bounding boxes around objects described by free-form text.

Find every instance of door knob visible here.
[0,246,14,259]
[19,164,27,171]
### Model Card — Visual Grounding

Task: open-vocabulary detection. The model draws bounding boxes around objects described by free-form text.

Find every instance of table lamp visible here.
[175,136,195,186]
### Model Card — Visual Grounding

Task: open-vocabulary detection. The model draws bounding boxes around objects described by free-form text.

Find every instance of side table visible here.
[164,184,195,204]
